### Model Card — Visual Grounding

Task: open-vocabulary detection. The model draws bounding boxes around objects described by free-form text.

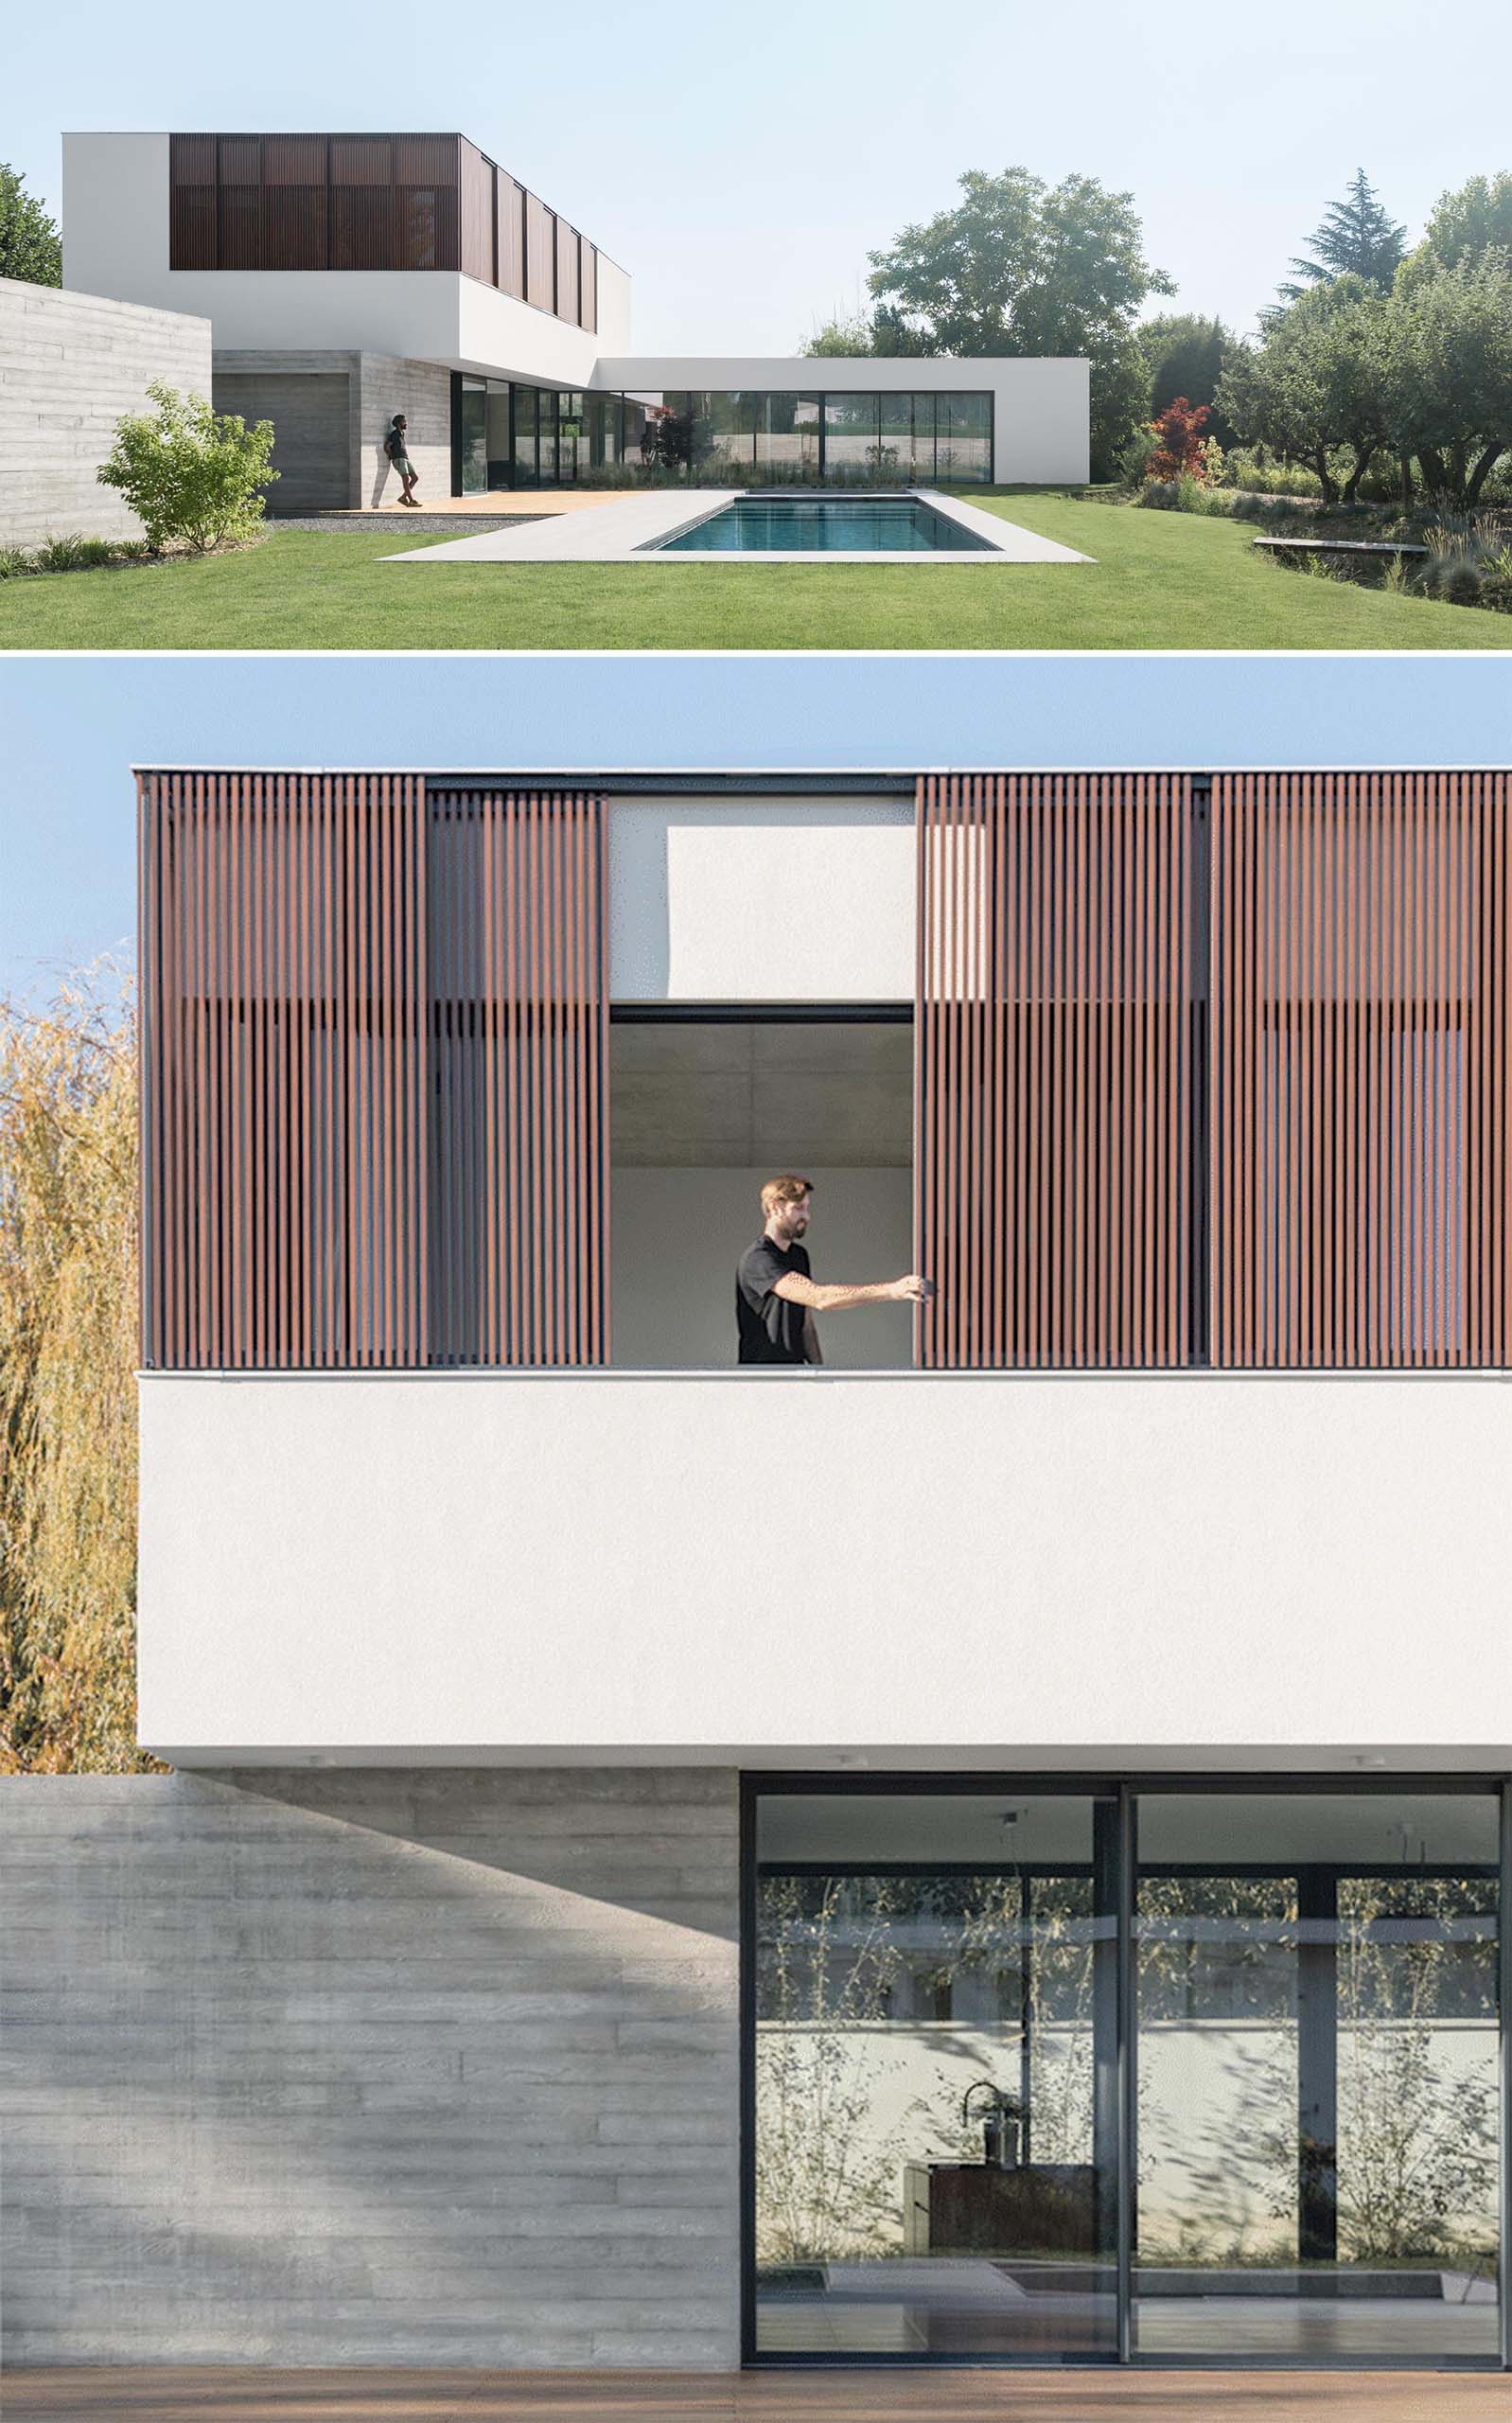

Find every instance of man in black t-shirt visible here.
[735,1174,930,1365]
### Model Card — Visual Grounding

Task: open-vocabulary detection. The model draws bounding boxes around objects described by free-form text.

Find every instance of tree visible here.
[1146,397,1212,482]
[98,381,277,552]
[1139,313,1238,448]
[1403,171,1512,283]
[865,168,1174,477]
[0,971,153,1774]
[1221,275,1390,504]
[1383,251,1512,507]
[799,310,876,359]
[0,162,62,287]
[1279,168,1405,299]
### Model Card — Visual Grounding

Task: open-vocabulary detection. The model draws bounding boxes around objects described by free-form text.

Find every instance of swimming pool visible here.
[651,496,1001,554]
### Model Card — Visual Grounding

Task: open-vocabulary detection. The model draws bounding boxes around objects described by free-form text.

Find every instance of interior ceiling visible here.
[610,1020,912,1168]
[756,1792,1499,1871]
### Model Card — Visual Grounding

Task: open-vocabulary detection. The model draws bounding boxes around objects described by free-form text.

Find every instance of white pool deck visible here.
[383,487,1091,566]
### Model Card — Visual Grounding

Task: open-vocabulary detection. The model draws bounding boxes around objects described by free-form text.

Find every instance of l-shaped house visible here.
[59,133,1092,511]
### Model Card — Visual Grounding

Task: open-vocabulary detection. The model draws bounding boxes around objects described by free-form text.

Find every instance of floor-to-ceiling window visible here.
[1135,1793,1502,2363]
[747,1778,1505,2369]
[751,1788,1119,2360]
[458,376,487,493]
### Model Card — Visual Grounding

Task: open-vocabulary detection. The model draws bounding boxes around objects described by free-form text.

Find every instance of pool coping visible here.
[382,487,1091,567]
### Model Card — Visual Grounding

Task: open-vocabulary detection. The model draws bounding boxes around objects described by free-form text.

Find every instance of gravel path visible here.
[269,513,552,537]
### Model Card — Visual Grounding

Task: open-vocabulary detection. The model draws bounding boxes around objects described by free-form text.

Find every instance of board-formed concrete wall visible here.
[0,276,212,547]
[0,1768,740,2366]
[211,350,452,511]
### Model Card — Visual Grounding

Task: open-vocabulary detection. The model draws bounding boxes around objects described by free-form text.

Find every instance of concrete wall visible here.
[592,355,1092,486]
[0,274,211,547]
[211,349,453,509]
[0,1768,739,2366]
[136,1370,1512,1764]
[607,795,914,1000]
[611,1166,913,1371]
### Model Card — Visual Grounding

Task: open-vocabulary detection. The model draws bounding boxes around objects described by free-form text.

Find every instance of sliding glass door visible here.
[747,1779,1505,2369]
[751,1789,1118,2359]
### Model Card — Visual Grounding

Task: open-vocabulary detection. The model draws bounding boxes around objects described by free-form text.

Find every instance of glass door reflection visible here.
[754,1791,1118,2359]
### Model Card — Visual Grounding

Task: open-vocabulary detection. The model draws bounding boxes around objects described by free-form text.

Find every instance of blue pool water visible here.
[653,498,998,554]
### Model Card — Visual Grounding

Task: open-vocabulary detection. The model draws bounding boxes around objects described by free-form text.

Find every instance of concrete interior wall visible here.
[0,1770,740,2368]
[609,1019,915,1369]
[0,275,212,548]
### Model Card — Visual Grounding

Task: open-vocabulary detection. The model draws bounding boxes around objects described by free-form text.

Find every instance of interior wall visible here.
[611,1165,913,1369]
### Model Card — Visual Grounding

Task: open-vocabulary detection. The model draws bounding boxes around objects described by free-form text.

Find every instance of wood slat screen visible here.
[555,221,580,327]
[917,773,1196,1368]
[1211,770,1511,1367]
[580,241,597,333]
[427,793,609,1366]
[525,194,555,310]
[496,175,525,299]
[140,776,610,1371]
[139,771,430,1371]
[459,139,496,286]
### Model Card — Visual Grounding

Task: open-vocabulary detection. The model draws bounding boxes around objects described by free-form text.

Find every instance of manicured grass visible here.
[0,491,1507,650]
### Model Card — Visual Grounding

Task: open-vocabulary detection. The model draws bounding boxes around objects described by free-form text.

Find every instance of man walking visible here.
[736,1175,929,1366]
[386,414,421,507]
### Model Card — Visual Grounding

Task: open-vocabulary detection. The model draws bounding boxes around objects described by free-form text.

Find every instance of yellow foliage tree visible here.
[0,967,158,1771]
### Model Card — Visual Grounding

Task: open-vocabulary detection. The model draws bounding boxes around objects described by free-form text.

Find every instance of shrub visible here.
[1137,472,1234,515]
[1146,396,1213,482]
[34,534,117,574]
[0,546,32,579]
[1413,514,1512,609]
[1116,424,1161,487]
[98,381,277,553]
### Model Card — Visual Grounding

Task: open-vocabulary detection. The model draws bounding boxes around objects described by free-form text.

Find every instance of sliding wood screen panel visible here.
[427,792,610,1367]
[140,778,612,1370]
[138,771,430,1371]
[1211,770,1511,1367]
[917,772,1196,1369]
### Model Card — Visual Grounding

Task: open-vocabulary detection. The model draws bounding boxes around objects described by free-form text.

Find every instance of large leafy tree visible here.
[0,162,62,287]
[865,168,1173,477]
[1139,313,1238,448]
[1279,169,1405,299]
[1405,172,1512,281]
[1221,275,1391,504]
[1383,251,1512,506]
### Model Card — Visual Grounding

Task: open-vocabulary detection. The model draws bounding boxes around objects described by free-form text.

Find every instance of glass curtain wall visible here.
[455,386,993,487]
[749,1781,1505,2370]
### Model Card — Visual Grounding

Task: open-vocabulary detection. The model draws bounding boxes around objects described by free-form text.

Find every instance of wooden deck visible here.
[5,2371,1511,2423]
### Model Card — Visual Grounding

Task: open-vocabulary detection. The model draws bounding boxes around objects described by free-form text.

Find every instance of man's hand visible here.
[891,1275,933,1303]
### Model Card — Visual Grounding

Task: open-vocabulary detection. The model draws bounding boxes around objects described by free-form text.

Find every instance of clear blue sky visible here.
[8,0,1510,349]
[4,651,1510,998]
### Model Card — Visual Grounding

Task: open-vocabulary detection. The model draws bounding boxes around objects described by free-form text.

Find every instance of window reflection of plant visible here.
[1134,1873,1499,2270]
[755,1871,1101,2263]
[1337,1875,1498,2267]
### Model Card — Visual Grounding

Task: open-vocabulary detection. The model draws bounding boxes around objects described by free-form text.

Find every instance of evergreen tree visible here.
[1279,168,1406,299]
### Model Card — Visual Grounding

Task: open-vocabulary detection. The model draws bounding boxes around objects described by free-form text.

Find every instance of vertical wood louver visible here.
[916,773,1196,1369]
[427,792,610,1368]
[139,776,609,1370]
[1210,770,1510,1367]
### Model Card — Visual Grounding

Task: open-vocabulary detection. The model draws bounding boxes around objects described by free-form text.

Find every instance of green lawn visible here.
[1,490,1506,650]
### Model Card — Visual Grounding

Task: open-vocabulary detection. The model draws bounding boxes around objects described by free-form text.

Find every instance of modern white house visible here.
[60,134,1092,508]
[5,762,1510,2382]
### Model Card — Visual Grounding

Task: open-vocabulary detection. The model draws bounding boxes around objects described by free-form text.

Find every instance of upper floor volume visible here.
[135,766,1512,1379]
[163,133,610,329]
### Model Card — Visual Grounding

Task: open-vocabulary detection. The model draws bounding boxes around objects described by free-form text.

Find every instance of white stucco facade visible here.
[137,1368,1512,1765]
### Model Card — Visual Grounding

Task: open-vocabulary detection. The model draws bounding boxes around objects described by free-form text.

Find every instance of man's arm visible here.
[774,1270,929,1314]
